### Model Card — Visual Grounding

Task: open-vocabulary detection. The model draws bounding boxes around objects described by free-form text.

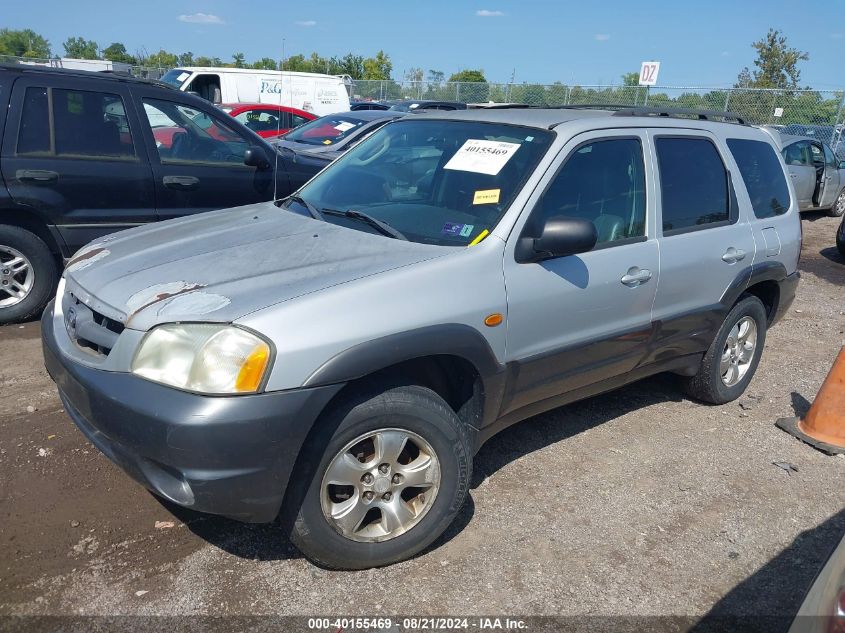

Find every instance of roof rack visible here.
[610,106,747,125]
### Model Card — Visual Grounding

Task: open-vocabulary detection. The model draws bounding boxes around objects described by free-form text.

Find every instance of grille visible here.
[62,292,124,357]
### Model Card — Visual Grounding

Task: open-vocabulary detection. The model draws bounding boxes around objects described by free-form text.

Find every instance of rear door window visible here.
[782,141,812,166]
[17,87,136,159]
[655,137,730,234]
[726,139,790,218]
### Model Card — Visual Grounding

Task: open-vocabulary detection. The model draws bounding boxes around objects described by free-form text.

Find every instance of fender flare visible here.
[302,324,507,425]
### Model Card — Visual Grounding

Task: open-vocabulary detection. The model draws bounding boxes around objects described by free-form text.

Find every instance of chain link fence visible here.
[3,57,843,156]
[354,80,845,156]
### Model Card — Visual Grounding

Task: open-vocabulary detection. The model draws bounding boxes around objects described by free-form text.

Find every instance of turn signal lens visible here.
[484,313,504,327]
[235,343,271,392]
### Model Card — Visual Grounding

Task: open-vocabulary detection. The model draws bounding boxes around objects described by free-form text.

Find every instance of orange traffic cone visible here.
[776,346,845,455]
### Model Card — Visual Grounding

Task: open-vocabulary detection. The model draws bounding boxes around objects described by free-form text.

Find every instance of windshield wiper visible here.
[280,194,324,221]
[322,208,408,241]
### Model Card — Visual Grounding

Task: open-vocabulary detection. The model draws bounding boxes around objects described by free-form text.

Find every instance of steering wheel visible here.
[348,133,391,166]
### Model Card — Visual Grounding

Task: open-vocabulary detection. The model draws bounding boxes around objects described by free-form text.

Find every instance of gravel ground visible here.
[0,213,843,626]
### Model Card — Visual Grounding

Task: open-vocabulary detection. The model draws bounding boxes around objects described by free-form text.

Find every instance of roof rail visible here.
[610,106,747,125]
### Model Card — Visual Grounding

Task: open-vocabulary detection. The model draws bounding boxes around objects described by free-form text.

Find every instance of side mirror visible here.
[515,216,598,263]
[244,146,271,169]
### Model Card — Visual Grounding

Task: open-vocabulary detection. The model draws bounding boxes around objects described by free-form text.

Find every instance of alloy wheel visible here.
[320,428,441,543]
[0,246,35,308]
[720,316,757,387]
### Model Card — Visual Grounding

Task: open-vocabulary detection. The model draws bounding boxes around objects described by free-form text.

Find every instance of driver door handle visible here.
[721,247,746,263]
[16,169,59,183]
[620,267,653,287]
[163,175,200,190]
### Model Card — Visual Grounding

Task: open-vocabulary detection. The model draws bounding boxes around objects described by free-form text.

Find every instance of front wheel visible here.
[683,295,768,404]
[0,225,58,325]
[831,189,845,217]
[290,384,472,569]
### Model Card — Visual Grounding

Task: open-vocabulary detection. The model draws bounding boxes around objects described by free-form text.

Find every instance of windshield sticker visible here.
[473,189,501,205]
[334,121,356,132]
[442,222,474,237]
[323,139,333,145]
[177,72,190,82]
[444,139,521,176]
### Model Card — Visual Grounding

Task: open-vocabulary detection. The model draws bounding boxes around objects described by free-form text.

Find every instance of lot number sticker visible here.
[334,121,356,132]
[444,140,521,176]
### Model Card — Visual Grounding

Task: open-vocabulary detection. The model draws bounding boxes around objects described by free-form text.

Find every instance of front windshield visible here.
[289,119,553,246]
[159,69,190,88]
[282,114,368,146]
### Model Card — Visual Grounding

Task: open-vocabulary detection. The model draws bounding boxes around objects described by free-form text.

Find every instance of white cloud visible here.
[476,9,505,16]
[594,34,610,41]
[178,12,224,25]
[295,20,317,26]
[721,51,730,57]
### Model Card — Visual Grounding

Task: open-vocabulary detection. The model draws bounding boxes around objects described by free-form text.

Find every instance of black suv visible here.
[0,65,285,324]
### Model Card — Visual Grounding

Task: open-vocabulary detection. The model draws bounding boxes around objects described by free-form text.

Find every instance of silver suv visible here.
[42,107,801,569]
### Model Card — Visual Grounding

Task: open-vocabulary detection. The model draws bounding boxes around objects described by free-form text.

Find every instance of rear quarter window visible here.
[726,139,790,219]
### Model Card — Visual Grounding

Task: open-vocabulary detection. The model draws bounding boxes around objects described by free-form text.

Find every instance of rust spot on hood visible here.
[66,247,109,272]
[126,282,207,320]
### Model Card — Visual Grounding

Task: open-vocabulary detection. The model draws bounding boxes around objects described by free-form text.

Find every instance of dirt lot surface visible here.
[1,214,843,626]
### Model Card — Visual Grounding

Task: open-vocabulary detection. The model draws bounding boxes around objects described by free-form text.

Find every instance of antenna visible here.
[272,38,285,201]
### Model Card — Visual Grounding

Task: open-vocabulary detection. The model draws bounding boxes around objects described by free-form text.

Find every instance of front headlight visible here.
[131,324,271,394]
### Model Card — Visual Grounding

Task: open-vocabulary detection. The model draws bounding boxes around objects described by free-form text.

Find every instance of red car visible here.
[219,103,316,139]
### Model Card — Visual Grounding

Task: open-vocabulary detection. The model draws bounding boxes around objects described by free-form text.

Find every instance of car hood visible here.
[63,202,449,331]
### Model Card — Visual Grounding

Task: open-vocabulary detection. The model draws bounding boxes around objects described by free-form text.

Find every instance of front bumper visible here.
[42,301,343,523]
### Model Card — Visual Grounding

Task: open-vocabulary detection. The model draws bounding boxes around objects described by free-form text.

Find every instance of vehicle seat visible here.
[593,214,625,242]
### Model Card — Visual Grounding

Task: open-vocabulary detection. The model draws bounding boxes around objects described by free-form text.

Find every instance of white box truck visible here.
[159,67,351,115]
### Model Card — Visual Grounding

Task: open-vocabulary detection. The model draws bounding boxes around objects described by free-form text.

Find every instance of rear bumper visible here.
[41,301,343,523]
[772,271,800,326]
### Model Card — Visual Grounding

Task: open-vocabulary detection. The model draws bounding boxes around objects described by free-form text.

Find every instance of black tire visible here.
[682,295,768,405]
[289,384,472,570]
[0,225,58,325]
[830,189,845,217]
[837,222,845,257]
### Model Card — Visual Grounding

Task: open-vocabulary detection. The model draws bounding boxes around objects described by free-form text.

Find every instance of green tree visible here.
[252,57,278,70]
[194,55,223,67]
[232,52,246,68]
[178,51,194,66]
[147,49,178,68]
[363,50,392,80]
[737,28,809,89]
[0,28,51,58]
[102,42,136,65]
[448,69,487,83]
[281,54,308,72]
[63,36,99,59]
[335,53,364,79]
[621,72,640,87]
[427,69,445,85]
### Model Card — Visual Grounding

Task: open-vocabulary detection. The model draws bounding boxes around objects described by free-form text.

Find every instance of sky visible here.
[3,0,843,89]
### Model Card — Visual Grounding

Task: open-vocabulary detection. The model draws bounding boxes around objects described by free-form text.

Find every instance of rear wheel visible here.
[831,189,845,218]
[683,295,768,404]
[289,384,472,569]
[837,220,845,257]
[0,225,58,325]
